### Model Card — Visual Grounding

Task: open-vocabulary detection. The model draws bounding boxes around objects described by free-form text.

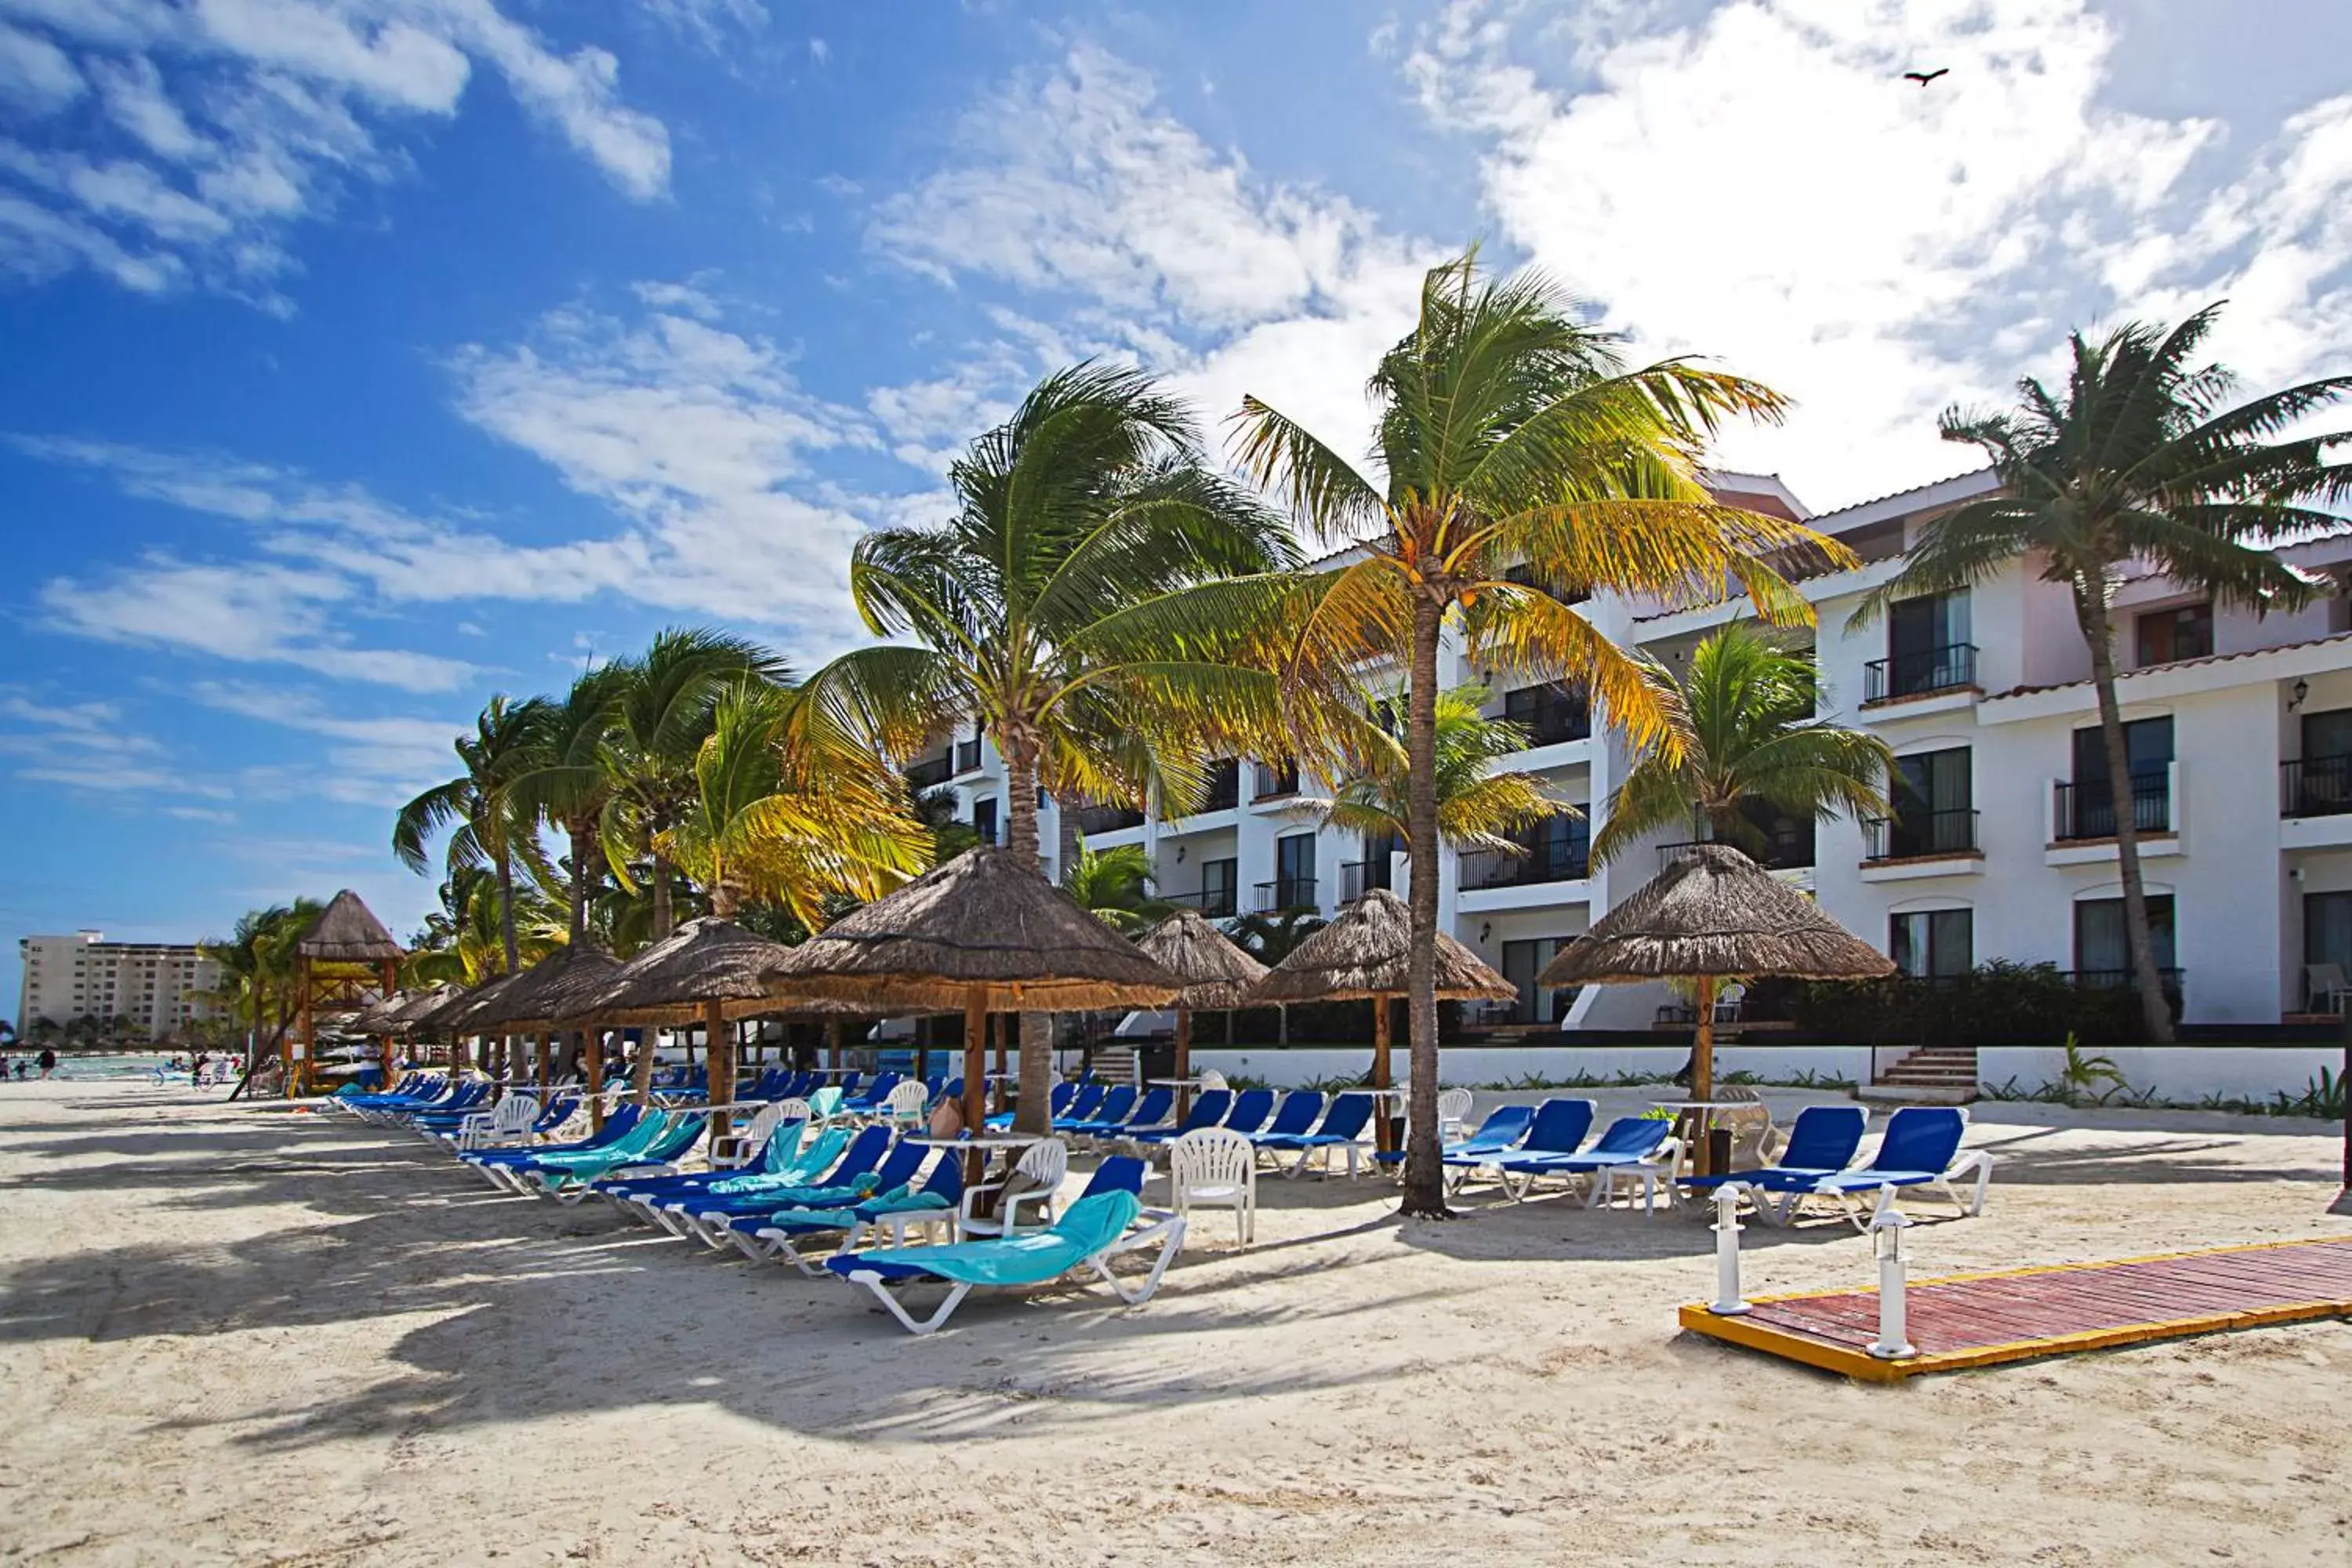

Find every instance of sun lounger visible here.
[1500,1116,1681,1212]
[526,1110,710,1200]
[1784,1105,1992,1227]
[1049,1083,1110,1131]
[1459,1098,1594,1192]
[1682,1105,1868,1217]
[742,1156,967,1272]
[463,1103,644,1191]
[1254,1091,1372,1178]
[603,1116,813,1225]
[1439,1104,1537,1189]
[1218,1089,1276,1138]
[826,1189,1186,1336]
[1063,1084,1137,1137]
[673,1124,892,1242]
[1126,1089,1232,1152]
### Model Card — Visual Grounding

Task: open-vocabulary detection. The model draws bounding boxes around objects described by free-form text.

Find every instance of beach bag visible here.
[928,1098,965,1140]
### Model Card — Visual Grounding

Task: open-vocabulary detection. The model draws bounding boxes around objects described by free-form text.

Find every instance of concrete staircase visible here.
[1857,1045,1979,1105]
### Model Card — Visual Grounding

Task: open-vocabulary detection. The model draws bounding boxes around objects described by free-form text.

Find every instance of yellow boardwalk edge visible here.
[1676,1236,2352,1382]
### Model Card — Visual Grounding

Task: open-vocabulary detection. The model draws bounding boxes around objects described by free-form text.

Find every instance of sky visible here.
[2,0,2349,982]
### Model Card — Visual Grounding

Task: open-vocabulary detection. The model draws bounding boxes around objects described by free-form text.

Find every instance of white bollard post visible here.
[1709,1181,1750,1316]
[1868,1188,1917,1359]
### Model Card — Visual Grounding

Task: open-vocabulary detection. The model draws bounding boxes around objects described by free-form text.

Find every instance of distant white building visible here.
[909,466,2352,1094]
[16,931,224,1040]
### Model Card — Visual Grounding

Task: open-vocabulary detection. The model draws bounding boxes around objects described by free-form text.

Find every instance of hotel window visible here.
[2135,601,2212,666]
[2074,895,2176,982]
[1890,909,1971,979]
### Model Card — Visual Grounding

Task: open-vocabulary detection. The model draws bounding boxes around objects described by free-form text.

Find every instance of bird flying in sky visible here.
[1903,67,1950,85]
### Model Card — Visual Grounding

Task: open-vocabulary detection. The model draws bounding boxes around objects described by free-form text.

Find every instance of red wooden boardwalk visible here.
[1679,1236,2352,1381]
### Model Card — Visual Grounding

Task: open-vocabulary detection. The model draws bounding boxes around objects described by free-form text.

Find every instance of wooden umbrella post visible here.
[288,960,310,1099]
[538,1031,552,1095]
[378,960,400,1089]
[585,1025,604,1130]
[828,1017,844,1072]
[705,999,732,1144]
[992,1012,1010,1112]
[962,991,988,1190]
[1691,975,1716,1178]
[1372,996,1396,1156]
[1173,1007,1192,1120]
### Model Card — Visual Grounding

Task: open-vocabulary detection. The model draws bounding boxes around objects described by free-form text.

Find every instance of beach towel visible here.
[847,1190,1142,1287]
[706,1126,849,1195]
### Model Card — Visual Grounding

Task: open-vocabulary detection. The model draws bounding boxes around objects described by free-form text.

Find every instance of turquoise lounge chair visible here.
[825,1189,1185,1336]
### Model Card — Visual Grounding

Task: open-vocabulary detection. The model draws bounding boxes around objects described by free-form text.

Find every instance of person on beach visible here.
[38,1048,57,1079]
[191,1053,210,1087]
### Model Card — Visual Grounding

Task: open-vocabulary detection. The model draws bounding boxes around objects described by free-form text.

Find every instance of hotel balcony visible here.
[2053,772,2170,841]
[1250,877,1317,913]
[1861,643,1979,708]
[1163,886,1239,919]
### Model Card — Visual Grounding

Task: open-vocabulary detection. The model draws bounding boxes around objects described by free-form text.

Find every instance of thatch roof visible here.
[1538,844,1895,985]
[413,972,520,1033]
[1134,909,1269,1010]
[388,984,463,1030]
[1248,888,1515,1005]
[297,889,402,963]
[760,848,1183,1013]
[471,942,623,1030]
[346,992,405,1035]
[559,918,881,1026]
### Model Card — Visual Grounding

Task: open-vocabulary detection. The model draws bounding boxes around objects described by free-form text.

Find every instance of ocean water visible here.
[0,1052,238,1081]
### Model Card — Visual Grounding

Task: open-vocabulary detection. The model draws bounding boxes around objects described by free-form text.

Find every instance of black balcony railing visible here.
[1164,886,1238,919]
[1460,834,1590,890]
[1337,860,1396,903]
[953,738,982,775]
[1253,877,1317,912]
[1253,760,1301,800]
[1657,828,1812,873]
[1500,684,1592,748]
[966,818,1003,845]
[2282,754,2352,818]
[1863,808,1980,862]
[1192,759,1240,814]
[2053,772,2170,841]
[905,753,953,789]
[1071,804,1145,836]
[1863,643,1979,704]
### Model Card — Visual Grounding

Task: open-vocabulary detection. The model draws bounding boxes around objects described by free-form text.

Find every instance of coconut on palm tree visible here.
[797,363,1299,1130]
[394,695,551,978]
[1229,249,1848,1216]
[1592,622,1892,866]
[1863,303,2350,1040]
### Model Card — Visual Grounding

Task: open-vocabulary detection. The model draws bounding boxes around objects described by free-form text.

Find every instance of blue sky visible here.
[1,0,2348,973]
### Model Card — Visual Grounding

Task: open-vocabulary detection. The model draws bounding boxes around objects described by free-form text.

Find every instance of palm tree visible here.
[198,899,322,1096]
[394,695,551,977]
[1061,844,1173,935]
[599,627,789,942]
[405,866,567,989]
[1312,685,1572,863]
[517,662,636,941]
[799,364,1298,1130]
[1231,249,1845,1216]
[1592,622,1892,863]
[1864,303,2350,1040]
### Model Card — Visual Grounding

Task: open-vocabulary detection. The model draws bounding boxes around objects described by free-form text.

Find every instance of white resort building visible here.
[15,931,224,1041]
[913,468,2352,1099]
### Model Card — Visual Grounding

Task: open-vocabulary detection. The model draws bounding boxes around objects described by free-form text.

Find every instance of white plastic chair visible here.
[880,1078,929,1129]
[957,1138,1070,1238]
[1197,1069,1229,1092]
[2307,963,2352,1014]
[1712,982,1746,1025]
[456,1093,539,1152]
[708,1101,786,1171]
[1436,1087,1474,1143]
[1169,1127,1257,1245]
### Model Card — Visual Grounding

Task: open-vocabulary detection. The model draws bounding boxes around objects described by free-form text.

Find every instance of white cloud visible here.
[192,679,461,807]
[0,20,82,114]
[447,296,884,637]
[644,0,767,53]
[1401,0,2352,507]
[808,37,828,64]
[873,45,1427,339]
[0,0,671,303]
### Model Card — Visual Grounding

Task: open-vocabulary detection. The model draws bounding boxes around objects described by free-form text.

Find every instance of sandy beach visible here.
[2,1080,2347,1566]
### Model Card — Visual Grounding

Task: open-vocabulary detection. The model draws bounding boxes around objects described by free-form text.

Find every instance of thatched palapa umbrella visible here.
[1247,888,1514,1152]
[560,916,877,1118]
[1135,909,1268,1112]
[292,890,403,1098]
[1538,844,1893,1171]
[760,849,1182,1172]
[471,943,623,1123]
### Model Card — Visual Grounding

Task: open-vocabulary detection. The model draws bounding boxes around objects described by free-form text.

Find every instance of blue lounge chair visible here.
[1064,1084,1138,1137]
[1784,1105,1991,1227]
[1049,1083,1110,1131]
[1087,1086,1174,1142]
[1219,1088,1276,1138]
[1254,1092,1370,1178]
[463,1103,644,1192]
[1458,1099,1593,1192]
[674,1124,895,1242]
[1682,1105,1868,1209]
[1500,1116,1679,1210]
[604,1115,812,1224]
[533,1110,712,1202]
[1127,1089,1232,1152]
[744,1155,967,1271]
[1439,1105,1537,1188]
[826,1189,1185,1335]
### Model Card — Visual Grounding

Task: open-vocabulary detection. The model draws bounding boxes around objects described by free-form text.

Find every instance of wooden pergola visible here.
[292,890,404,1098]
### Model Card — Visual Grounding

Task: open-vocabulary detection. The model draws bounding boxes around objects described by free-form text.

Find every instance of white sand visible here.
[1,1080,2347,1566]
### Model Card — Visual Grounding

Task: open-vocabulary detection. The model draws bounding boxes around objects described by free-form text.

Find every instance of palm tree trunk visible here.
[2080,591,2175,1042]
[566,820,591,942]
[1399,593,1448,1218]
[1001,733,1054,1134]
[495,848,520,975]
[651,848,674,941]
